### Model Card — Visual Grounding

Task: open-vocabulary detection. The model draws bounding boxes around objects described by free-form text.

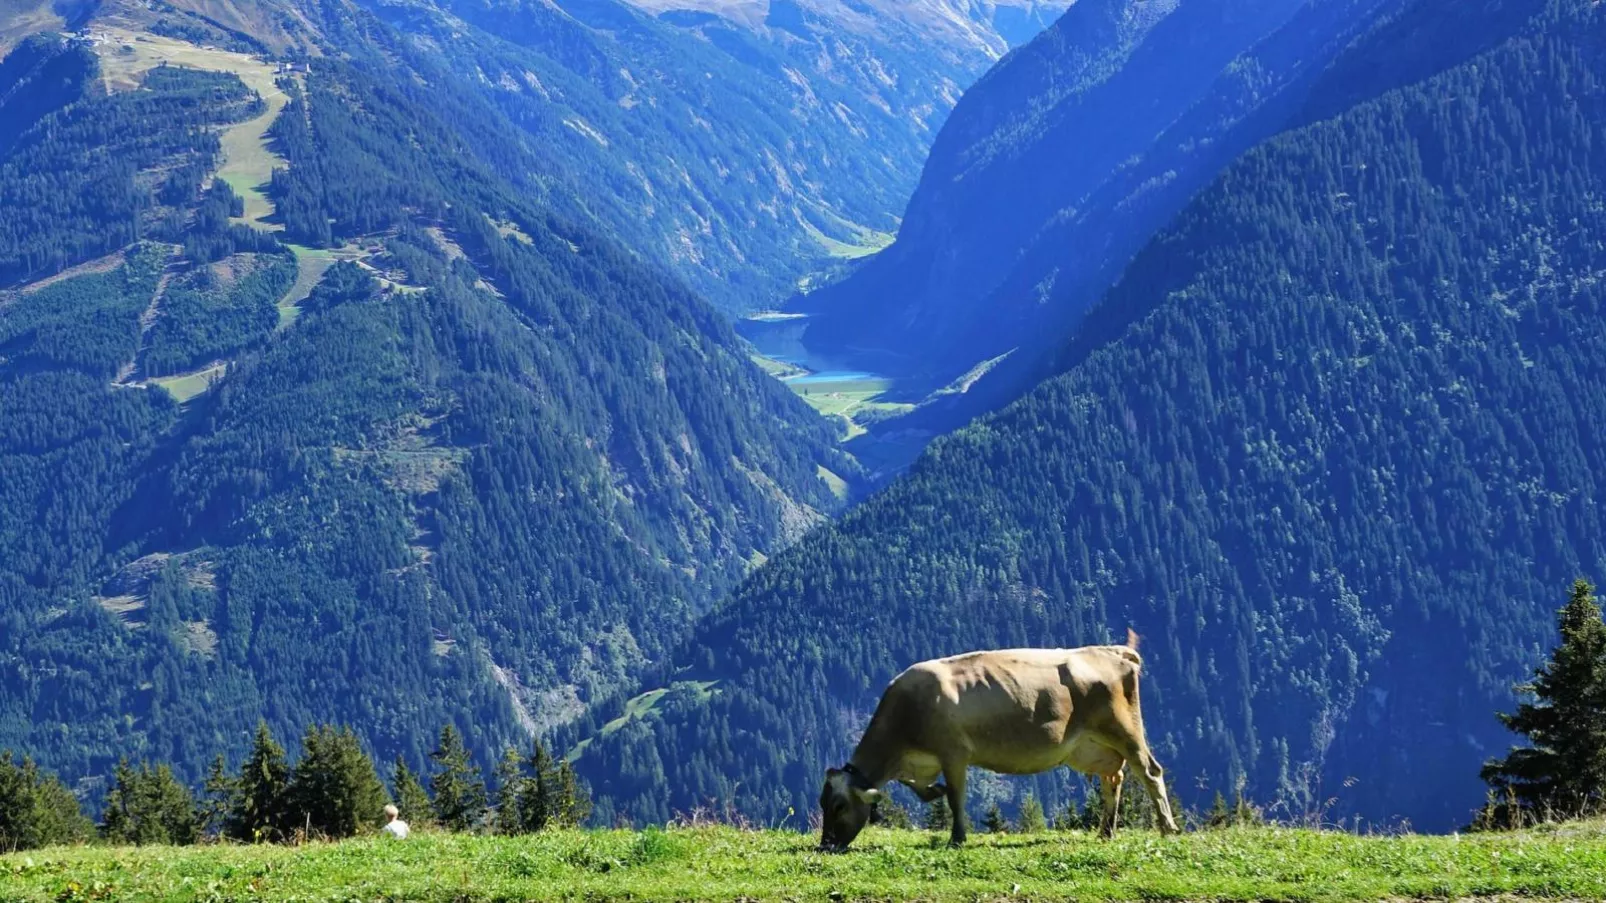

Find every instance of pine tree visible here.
[229,721,290,842]
[392,758,433,830]
[1481,579,1606,820]
[0,752,91,851]
[552,759,591,828]
[871,798,913,828]
[983,801,1008,834]
[1015,795,1047,833]
[101,760,198,845]
[1053,801,1083,831]
[493,746,527,835]
[924,797,951,833]
[430,724,486,832]
[519,740,556,832]
[198,754,235,837]
[285,725,389,839]
[1207,791,1231,829]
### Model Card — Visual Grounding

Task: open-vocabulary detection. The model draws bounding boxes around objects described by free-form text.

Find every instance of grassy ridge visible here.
[5,823,1605,901]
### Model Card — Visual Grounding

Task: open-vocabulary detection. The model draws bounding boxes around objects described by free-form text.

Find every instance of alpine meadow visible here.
[3,0,1606,900]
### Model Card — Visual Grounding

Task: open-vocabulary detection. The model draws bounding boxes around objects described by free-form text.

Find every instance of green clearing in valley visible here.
[4,822,1604,902]
[567,681,718,764]
[800,215,895,260]
[149,363,226,403]
[792,376,913,439]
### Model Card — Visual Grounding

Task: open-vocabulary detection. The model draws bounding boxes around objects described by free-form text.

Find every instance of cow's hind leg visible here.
[1097,769,1124,839]
[941,759,969,847]
[1118,740,1179,835]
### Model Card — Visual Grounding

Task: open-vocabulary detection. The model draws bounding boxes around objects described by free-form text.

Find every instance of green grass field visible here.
[149,363,227,403]
[96,30,293,232]
[4,822,1604,902]
[791,376,914,439]
[568,682,718,764]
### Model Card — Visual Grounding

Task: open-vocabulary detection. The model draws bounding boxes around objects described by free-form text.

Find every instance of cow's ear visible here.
[852,786,882,804]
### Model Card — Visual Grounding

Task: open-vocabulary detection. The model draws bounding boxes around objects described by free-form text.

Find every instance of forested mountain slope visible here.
[0,25,850,791]
[571,0,1606,829]
[139,0,1059,313]
[799,0,1550,434]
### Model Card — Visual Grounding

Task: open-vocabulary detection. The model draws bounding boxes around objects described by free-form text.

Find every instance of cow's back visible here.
[885,646,1139,773]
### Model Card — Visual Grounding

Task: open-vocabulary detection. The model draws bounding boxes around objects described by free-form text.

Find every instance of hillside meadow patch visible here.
[4,822,1605,902]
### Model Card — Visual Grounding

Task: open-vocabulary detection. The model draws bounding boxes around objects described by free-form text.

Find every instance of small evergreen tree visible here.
[228,721,291,842]
[1053,800,1083,831]
[493,746,527,835]
[101,760,198,845]
[1015,795,1047,833]
[1481,579,1606,821]
[198,754,236,837]
[983,801,1008,834]
[392,758,433,830]
[430,724,486,832]
[871,798,913,828]
[0,751,91,851]
[1231,779,1263,827]
[285,724,389,839]
[519,740,557,832]
[1207,791,1231,829]
[925,797,951,833]
[552,760,591,828]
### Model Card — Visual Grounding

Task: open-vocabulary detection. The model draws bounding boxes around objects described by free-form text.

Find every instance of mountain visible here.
[9,0,1063,314]
[0,6,861,790]
[320,0,1065,313]
[796,0,1542,443]
[569,0,1606,830]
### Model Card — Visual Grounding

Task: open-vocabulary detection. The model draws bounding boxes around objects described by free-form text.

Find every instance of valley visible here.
[4,0,1606,867]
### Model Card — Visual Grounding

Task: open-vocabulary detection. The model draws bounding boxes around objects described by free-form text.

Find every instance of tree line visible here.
[0,723,589,852]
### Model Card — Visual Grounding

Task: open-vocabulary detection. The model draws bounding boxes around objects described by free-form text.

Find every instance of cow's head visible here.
[818,766,880,851]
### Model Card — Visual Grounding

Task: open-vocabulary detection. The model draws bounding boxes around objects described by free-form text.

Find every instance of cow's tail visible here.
[1111,628,1143,669]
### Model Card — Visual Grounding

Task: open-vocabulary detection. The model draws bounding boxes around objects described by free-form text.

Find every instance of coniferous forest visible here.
[0,17,850,802]
[569,0,1606,830]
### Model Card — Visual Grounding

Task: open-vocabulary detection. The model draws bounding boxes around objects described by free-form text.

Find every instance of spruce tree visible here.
[493,746,527,835]
[871,798,913,828]
[925,797,951,833]
[519,740,557,832]
[429,724,486,832]
[229,721,290,842]
[198,754,236,837]
[983,801,1008,834]
[392,758,433,829]
[0,751,91,851]
[553,760,591,828]
[1207,791,1231,829]
[1481,579,1606,820]
[101,760,198,845]
[286,725,389,839]
[1015,795,1047,833]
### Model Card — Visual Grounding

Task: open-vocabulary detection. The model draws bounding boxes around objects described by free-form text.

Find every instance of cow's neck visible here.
[846,728,899,788]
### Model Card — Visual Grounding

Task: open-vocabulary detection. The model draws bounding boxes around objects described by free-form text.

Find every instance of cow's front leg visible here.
[941,760,968,847]
[898,778,948,803]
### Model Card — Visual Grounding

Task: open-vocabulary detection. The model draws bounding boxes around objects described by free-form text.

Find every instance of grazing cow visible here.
[818,631,1178,849]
